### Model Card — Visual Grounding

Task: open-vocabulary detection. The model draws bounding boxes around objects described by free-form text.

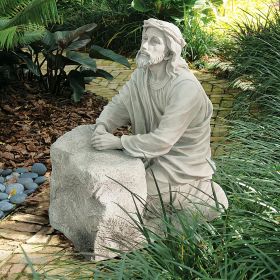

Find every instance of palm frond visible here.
[0,0,59,50]
[3,0,59,28]
[0,0,21,15]
[0,26,18,49]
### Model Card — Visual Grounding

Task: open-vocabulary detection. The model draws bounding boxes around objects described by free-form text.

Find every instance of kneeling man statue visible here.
[92,18,228,221]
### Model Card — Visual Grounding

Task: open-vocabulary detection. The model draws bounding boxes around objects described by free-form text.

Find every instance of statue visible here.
[91,18,229,221]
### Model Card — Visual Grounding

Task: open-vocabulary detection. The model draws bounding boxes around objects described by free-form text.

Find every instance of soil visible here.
[0,80,127,171]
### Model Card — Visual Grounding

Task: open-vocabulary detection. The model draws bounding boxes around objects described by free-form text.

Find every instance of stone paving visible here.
[0,59,239,279]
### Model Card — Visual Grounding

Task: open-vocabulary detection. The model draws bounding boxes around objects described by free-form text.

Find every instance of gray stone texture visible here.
[49,125,147,261]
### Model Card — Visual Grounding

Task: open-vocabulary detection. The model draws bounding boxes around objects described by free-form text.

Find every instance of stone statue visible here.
[92,18,229,221]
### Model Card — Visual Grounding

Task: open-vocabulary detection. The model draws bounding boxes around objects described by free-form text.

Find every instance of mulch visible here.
[0,80,115,171]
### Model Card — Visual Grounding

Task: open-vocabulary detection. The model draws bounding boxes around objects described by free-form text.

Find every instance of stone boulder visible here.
[49,125,147,261]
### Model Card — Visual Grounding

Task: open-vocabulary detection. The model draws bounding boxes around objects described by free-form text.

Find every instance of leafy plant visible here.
[0,0,60,50]
[131,0,223,18]
[181,13,216,62]
[54,0,223,57]
[19,23,130,101]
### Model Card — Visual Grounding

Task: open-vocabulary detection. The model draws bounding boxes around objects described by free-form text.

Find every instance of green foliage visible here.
[218,8,280,114]
[56,0,144,56]
[55,0,223,57]
[131,0,223,17]
[0,0,60,50]
[22,23,130,102]
[181,12,216,62]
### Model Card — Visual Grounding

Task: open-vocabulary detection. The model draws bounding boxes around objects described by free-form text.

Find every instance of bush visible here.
[181,11,217,63]
[55,0,223,57]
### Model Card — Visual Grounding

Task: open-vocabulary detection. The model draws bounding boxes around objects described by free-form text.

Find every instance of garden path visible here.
[0,60,238,279]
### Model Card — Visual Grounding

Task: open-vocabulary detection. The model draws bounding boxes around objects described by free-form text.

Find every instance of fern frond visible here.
[0,0,21,15]
[0,26,18,49]
[4,0,59,28]
[0,0,59,50]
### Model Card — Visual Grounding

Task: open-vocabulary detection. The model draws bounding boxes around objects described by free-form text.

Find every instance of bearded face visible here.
[136,51,167,69]
[136,27,170,69]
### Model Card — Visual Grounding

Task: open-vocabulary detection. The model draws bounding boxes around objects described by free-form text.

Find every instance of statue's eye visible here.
[151,38,160,45]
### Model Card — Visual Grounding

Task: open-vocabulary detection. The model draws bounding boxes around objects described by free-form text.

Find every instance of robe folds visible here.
[96,67,216,195]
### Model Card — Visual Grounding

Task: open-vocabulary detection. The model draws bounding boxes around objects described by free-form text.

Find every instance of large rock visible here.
[49,125,147,261]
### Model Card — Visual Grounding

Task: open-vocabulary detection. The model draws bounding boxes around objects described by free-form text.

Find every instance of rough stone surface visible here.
[7,263,26,277]
[0,263,12,276]
[8,253,58,265]
[49,125,147,261]
[0,229,33,242]
[0,221,42,233]
[26,226,52,244]
[10,213,49,225]
[0,250,12,262]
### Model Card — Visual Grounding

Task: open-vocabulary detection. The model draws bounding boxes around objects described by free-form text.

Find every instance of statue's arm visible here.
[121,81,204,158]
[95,85,130,133]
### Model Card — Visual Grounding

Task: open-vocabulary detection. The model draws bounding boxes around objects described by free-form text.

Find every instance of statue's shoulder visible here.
[171,69,200,87]
[130,68,145,80]
[170,69,204,95]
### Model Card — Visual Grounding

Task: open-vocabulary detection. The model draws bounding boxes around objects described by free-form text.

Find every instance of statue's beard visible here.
[136,51,166,69]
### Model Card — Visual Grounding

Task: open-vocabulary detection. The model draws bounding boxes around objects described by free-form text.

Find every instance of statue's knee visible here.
[211,181,229,210]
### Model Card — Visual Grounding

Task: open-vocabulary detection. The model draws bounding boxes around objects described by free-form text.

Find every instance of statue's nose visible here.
[141,41,148,51]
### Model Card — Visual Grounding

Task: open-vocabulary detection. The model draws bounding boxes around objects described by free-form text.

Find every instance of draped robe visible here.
[95,67,215,195]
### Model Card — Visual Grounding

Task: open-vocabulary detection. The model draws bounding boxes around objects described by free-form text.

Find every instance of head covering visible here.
[141,18,189,76]
[143,18,186,49]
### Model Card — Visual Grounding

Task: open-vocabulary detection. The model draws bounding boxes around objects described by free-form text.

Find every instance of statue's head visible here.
[136,18,188,77]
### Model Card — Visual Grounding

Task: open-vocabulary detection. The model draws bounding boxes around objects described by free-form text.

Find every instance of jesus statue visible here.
[91,18,228,221]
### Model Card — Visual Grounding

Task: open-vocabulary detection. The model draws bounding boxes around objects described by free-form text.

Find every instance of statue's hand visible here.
[92,133,123,150]
[92,124,107,136]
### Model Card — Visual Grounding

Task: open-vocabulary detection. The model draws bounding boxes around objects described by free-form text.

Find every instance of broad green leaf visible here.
[68,70,85,102]
[0,26,18,49]
[54,23,96,49]
[66,39,91,51]
[66,51,97,71]
[89,45,130,68]
[80,69,113,81]
[131,0,151,12]
[15,52,40,76]
[42,30,57,51]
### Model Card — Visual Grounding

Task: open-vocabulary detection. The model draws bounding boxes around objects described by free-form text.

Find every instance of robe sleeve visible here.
[95,82,131,133]
[121,80,203,158]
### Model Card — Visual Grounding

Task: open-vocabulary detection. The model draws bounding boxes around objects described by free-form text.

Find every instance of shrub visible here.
[181,10,217,62]
[1,23,130,102]
[55,0,223,57]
